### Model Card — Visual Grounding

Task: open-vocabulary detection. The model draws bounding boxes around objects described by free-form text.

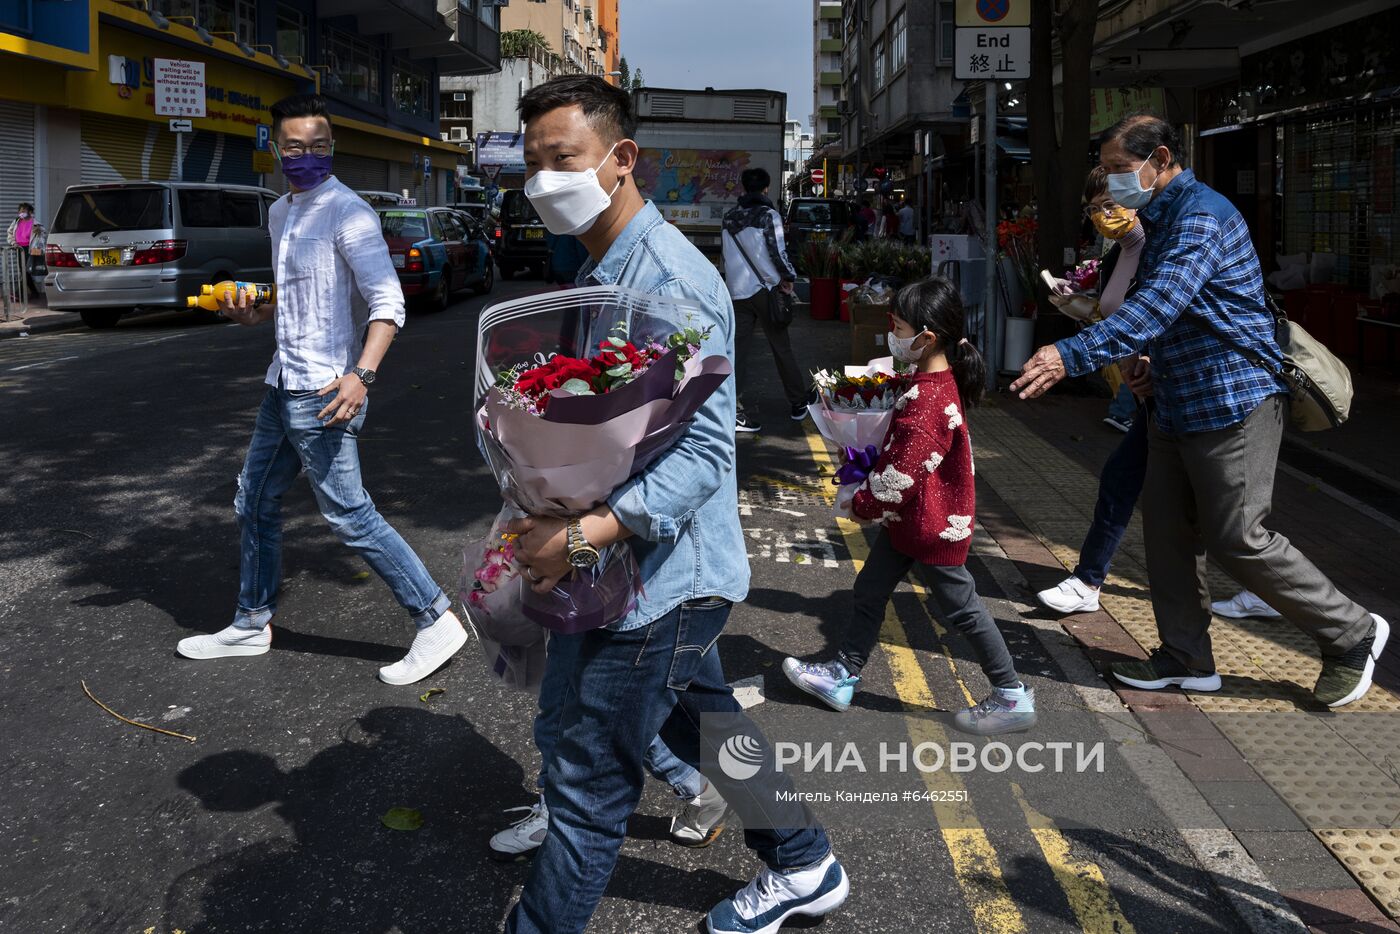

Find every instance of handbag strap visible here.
[728,224,774,291]
[1181,301,1285,379]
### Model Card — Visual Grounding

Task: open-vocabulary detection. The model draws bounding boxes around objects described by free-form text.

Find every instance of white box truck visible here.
[632,87,786,258]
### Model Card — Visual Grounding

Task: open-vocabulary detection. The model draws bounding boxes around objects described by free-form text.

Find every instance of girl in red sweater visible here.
[783,278,1036,735]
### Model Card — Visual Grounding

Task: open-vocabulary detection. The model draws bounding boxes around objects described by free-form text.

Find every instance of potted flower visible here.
[800,239,840,321]
[838,242,869,323]
[997,218,1040,370]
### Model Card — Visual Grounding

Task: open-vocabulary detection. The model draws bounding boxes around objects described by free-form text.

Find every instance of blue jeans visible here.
[233,387,449,630]
[507,599,831,934]
[533,631,707,800]
[1073,404,1149,588]
[1108,382,1137,423]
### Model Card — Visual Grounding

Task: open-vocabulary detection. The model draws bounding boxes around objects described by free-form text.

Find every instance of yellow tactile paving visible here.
[1318,830,1400,917]
[970,403,1400,919]
[970,403,1400,714]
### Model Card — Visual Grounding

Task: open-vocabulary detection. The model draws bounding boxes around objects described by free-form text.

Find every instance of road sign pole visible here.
[984,79,999,390]
[175,130,184,182]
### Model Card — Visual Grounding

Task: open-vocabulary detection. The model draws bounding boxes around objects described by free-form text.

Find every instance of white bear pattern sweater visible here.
[850,369,975,565]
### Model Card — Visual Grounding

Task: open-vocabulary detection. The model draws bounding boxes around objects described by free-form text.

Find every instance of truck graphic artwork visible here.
[633,148,751,221]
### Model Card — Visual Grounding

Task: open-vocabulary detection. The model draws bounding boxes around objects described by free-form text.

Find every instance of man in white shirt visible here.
[897,199,916,244]
[720,168,809,433]
[176,94,466,685]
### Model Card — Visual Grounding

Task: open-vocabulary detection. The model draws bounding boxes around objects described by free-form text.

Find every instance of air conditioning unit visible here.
[450,127,470,142]
[838,99,851,115]
[453,92,467,102]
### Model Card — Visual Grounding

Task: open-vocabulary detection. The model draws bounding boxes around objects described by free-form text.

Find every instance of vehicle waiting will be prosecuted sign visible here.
[954,27,1030,80]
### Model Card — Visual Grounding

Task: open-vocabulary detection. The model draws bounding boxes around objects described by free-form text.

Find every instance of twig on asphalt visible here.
[80,680,196,743]
[55,529,96,540]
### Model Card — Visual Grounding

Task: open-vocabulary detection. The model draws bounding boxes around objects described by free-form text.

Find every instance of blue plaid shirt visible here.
[1057,170,1286,435]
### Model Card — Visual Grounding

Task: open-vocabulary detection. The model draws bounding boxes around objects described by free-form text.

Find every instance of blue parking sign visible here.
[255,124,271,152]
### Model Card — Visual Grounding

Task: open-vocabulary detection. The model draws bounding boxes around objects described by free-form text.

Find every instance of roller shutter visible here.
[0,100,37,212]
[82,114,259,186]
[331,153,389,192]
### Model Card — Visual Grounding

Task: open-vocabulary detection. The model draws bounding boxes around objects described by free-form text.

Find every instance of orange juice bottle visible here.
[186,281,275,311]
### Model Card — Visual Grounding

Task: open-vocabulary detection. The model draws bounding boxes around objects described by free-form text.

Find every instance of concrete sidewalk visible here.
[970,392,1400,931]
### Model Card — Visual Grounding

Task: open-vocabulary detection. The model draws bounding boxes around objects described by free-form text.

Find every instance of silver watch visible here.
[352,366,377,386]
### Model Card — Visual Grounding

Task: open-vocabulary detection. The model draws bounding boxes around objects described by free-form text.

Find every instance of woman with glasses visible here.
[1036,166,1152,615]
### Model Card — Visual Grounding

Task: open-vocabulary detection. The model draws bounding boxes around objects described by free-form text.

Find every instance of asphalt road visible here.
[0,278,1250,934]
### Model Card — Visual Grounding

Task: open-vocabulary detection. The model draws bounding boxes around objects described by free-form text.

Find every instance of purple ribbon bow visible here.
[834,444,880,487]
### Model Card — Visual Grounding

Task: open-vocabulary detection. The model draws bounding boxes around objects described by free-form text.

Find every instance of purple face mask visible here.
[279,152,333,190]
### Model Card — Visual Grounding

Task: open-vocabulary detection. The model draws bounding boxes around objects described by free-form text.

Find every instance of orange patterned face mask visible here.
[1091,209,1136,240]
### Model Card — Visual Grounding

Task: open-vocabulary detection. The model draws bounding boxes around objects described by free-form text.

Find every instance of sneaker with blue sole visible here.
[781,657,860,712]
[707,852,849,934]
[953,684,1038,735]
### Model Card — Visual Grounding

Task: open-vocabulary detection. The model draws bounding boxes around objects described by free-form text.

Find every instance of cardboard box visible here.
[850,299,891,363]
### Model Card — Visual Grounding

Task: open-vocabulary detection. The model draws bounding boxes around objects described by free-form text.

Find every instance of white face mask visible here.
[888,331,927,363]
[524,143,622,236]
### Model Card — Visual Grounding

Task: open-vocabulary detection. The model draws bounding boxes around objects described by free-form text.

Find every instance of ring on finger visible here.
[524,566,540,582]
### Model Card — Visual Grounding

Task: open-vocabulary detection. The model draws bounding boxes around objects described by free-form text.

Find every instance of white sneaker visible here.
[1210,590,1282,620]
[707,851,850,934]
[670,782,729,847]
[177,623,272,659]
[489,795,549,862]
[1036,577,1100,615]
[378,609,468,685]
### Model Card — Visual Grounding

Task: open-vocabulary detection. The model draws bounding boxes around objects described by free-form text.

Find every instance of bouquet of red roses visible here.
[463,286,731,669]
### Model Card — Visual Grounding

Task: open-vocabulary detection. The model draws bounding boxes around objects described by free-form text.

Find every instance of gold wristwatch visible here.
[566,519,601,569]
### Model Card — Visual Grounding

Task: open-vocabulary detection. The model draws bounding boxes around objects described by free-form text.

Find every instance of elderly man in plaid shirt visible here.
[1013,114,1388,710]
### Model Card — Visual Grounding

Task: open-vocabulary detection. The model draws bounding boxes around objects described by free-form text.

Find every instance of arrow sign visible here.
[168,119,193,133]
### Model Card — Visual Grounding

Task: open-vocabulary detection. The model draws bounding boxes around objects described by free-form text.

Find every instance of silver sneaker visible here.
[670,782,728,847]
[952,686,1038,736]
[177,623,271,659]
[489,795,548,862]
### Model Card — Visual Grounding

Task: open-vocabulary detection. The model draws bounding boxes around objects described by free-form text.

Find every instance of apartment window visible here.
[393,59,431,119]
[825,19,841,39]
[276,5,307,62]
[938,1,955,65]
[321,27,383,104]
[826,117,841,136]
[889,9,907,74]
[442,90,473,120]
[158,0,254,43]
[872,37,885,89]
[478,0,498,28]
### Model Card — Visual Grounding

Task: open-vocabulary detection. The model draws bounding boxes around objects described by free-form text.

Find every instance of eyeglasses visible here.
[1083,203,1123,219]
[276,141,334,158]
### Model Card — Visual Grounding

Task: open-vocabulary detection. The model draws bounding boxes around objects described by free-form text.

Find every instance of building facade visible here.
[783,119,814,200]
[812,0,841,146]
[0,0,499,223]
[441,45,557,145]
[499,0,609,80]
[837,0,966,233]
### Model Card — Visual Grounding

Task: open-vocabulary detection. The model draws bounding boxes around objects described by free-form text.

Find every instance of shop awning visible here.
[997,140,1031,162]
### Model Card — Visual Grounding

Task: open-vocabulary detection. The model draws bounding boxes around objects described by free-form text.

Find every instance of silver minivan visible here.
[45,181,279,329]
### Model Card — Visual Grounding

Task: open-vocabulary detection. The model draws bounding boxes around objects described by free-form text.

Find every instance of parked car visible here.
[45,181,278,329]
[495,189,548,279]
[784,198,856,251]
[378,206,493,310]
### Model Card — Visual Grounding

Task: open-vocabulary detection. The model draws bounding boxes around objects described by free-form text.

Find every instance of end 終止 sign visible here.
[954,27,1030,80]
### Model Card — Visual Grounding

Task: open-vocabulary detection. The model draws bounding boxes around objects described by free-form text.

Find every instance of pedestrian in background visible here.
[543,231,589,288]
[721,166,811,433]
[6,202,37,298]
[175,94,467,686]
[897,198,916,244]
[1013,114,1387,709]
[785,277,1037,735]
[857,198,878,241]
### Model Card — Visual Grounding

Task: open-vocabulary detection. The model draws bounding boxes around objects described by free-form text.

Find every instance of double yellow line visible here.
[799,423,1135,934]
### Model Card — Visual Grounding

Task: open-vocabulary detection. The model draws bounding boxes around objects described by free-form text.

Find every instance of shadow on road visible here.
[163,705,526,934]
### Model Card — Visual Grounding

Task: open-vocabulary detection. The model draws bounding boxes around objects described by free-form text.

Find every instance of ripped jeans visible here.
[232,387,449,630]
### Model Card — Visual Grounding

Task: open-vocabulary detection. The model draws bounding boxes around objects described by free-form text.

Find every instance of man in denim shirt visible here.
[504,76,847,934]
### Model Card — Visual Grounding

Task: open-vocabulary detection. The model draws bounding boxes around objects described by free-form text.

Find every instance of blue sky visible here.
[619,0,814,126]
